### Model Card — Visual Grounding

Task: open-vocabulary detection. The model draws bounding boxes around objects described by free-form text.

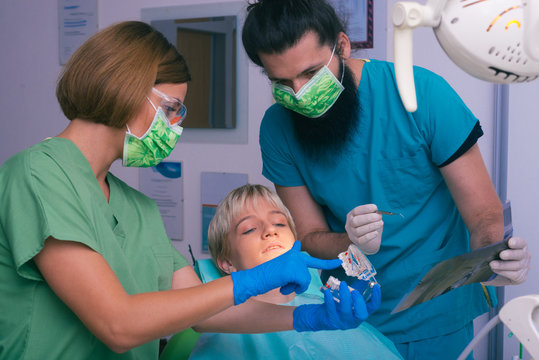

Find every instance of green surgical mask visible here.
[272,46,344,118]
[122,99,183,167]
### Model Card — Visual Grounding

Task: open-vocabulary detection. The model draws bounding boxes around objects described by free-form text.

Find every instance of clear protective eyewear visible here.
[151,87,187,125]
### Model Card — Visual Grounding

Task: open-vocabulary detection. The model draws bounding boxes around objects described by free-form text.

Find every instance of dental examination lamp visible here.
[392,0,539,112]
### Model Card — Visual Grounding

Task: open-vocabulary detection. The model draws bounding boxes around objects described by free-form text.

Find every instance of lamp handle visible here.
[392,1,444,112]
[524,0,539,60]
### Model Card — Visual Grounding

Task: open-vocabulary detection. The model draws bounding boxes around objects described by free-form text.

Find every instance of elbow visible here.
[191,324,205,334]
[192,315,221,333]
[102,333,134,354]
[192,319,210,334]
[108,344,131,355]
[96,322,140,354]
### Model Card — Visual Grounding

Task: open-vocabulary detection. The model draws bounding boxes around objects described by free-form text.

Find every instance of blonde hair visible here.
[208,184,297,267]
[56,21,190,128]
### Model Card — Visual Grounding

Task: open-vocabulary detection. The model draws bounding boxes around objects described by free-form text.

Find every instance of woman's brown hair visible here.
[56,21,190,128]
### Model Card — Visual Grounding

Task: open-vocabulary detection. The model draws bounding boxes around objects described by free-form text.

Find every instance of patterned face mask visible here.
[271,45,344,118]
[122,98,183,167]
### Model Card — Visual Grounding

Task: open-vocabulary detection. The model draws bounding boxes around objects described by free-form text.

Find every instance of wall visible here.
[0,1,537,358]
[0,0,66,163]
[504,80,539,360]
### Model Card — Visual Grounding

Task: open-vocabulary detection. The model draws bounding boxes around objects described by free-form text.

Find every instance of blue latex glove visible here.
[351,280,381,315]
[293,280,381,332]
[231,241,341,305]
[351,279,377,302]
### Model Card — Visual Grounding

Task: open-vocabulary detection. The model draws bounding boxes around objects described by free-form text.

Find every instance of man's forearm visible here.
[300,231,351,259]
[468,208,504,250]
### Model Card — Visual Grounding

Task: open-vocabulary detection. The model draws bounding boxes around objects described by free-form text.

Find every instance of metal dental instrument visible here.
[376,210,405,218]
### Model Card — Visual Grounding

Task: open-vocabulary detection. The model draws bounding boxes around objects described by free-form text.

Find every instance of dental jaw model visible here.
[324,244,379,301]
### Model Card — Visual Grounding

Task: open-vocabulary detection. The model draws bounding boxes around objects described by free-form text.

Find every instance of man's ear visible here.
[217,257,237,274]
[337,31,351,59]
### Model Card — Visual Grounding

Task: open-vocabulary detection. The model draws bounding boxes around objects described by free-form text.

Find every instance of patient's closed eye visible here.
[238,220,259,235]
[241,227,256,235]
[270,214,288,227]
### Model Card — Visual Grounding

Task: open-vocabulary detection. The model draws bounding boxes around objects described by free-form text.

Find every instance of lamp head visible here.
[435,0,539,83]
[392,0,539,112]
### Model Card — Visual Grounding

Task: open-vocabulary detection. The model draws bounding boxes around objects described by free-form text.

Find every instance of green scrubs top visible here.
[0,138,189,359]
[259,60,488,345]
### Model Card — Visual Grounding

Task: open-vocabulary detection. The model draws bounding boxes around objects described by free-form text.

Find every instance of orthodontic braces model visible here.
[323,244,379,301]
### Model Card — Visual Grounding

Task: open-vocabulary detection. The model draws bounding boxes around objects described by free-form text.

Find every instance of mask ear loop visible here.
[147,96,158,111]
[125,97,159,139]
[329,43,345,84]
[328,44,337,64]
[340,58,345,83]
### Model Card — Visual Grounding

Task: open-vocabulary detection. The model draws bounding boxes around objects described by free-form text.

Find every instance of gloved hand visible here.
[293,280,381,332]
[482,237,531,286]
[345,204,383,255]
[351,279,377,301]
[231,241,342,305]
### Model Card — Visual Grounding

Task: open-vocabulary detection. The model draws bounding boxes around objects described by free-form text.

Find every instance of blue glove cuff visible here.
[230,270,256,305]
[292,305,315,332]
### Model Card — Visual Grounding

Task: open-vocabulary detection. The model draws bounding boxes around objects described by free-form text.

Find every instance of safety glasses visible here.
[151,87,187,125]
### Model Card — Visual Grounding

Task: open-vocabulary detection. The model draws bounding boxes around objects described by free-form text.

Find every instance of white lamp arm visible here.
[392,0,445,112]
[393,25,417,112]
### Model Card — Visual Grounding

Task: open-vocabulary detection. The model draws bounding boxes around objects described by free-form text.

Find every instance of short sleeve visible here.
[172,244,189,271]
[260,104,305,187]
[412,67,480,166]
[0,151,97,281]
[439,121,483,167]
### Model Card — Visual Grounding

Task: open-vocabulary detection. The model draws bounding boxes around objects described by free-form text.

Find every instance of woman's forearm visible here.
[35,239,239,353]
[108,276,236,352]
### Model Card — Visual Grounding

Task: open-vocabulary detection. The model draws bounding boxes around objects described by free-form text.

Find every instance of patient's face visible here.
[223,198,295,271]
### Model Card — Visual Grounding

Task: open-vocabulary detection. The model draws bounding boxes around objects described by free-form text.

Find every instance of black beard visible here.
[291,62,360,162]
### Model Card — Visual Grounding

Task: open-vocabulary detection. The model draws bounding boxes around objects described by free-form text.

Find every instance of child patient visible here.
[189,184,403,359]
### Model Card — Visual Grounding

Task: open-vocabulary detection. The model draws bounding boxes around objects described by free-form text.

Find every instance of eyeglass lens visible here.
[152,88,187,125]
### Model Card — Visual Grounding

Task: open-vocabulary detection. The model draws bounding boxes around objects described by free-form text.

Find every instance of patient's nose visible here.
[263,224,277,238]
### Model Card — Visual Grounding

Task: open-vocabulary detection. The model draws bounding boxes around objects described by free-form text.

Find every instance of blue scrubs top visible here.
[259,59,488,344]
